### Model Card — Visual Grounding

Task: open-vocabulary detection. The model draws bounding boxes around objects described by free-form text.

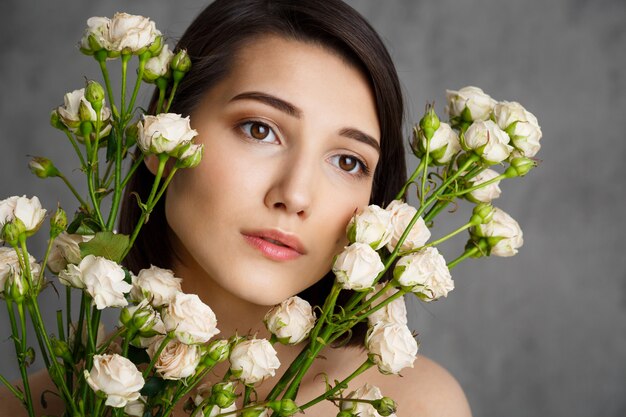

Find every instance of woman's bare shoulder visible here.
[362,354,472,417]
[0,368,64,417]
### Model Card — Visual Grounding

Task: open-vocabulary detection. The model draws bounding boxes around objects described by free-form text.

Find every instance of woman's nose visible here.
[264,149,316,219]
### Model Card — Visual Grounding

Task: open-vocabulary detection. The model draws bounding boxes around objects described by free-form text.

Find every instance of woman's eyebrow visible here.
[230,91,302,118]
[230,90,380,154]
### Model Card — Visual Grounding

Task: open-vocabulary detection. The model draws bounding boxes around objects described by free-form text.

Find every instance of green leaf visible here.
[140,376,168,397]
[67,212,101,235]
[106,129,118,163]
[79,231,129,262]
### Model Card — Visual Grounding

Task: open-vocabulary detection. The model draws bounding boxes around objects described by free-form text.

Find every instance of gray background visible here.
[1,1,625,416]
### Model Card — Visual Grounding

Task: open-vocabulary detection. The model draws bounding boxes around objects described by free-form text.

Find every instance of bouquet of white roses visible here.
[0,12,541,417]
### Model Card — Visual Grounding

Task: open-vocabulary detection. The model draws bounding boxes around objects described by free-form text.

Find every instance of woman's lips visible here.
[241,230,305,261]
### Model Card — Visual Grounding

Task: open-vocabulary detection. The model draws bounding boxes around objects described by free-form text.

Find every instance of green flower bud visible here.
[51,337,73,364]
[50,207,68,239]
[175,143,204,169]
[418,105,440,141]
[505,156,536,178]
[267,399,300,416]
[372,397,397,416]
[50,110,65,130]
[206,339,231,363]
[29,157,60,179]
[85,81,105,113]
[464,238,489,258]
[469,203,494,226]
[148,35,164,56]
[211,382,237,409]
[2,219,26,246]
[337,411,356,417]
[171,49,192,73]
[4,267,29,303]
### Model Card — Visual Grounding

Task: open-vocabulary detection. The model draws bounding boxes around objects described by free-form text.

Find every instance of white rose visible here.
[0,247,41,296]
[493,101,542,157]
[229,338,280,384]
[146,337,201,380]
[137,113,198,156]
[365,285,408,327]
[346,205,393,250]
[332,243,384,291]
[57,88,112,135]
[393,247,454,302]
[144,44,174,81]
[366,322,418,375]
[385,200,431,253]
[131,265,182,307]
[473,207,523,257]
[80,16,111,51]
[108,13,160,52]
[341,383,396,417]
[446,86,497,121]
[85,354,144,408]
[463,120,513,164]
[162,292,220,344]
[264,296,316,345]
[48,232,93,274]
[418,122,461,164]
[61,255,131,309]
[0,195,47,237]
[468,168,502,203]
[124,396,146,417]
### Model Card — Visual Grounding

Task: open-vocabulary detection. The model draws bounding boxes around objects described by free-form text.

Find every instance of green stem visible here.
[395,157,426,201]
[37,236,55,293]
[96,327,127,355]
[243,385,253,407]
[143,334,173,378]
[265,345,310,401]
[105,125,125,231]
[447,246,480,269]
[98,58,116,116]
[126,55,148,115]
[7,302,35,417]
[120,154,145,190]
[420,145,431,208]
[92,396,104,417]
[120,54,131,123]
[350,289,407,324]
[298,360,374,411]
[441,173,507,199]
[63,129,87,169]
[58,173,89,210]
[401,221,474,255]
[164,79,180,113]
[156,79,167,114]
[0,372,24,402]
[347,280,395,317]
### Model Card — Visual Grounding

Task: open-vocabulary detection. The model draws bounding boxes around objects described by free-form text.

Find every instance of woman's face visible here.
[164,35,381,306]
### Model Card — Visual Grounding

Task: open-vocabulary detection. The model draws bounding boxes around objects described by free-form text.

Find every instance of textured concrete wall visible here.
[1,1,624,416]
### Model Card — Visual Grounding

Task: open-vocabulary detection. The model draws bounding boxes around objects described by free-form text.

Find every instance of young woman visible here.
[2,1,471,415]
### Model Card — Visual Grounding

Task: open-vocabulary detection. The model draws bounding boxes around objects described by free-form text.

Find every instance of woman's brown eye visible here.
[250,122,269,140]
[338,155,358,172]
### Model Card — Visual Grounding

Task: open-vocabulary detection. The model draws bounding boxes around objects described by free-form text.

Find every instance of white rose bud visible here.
[57,88,112,136]
[162,292,220,344]
[108,13,160,53]
[473,207,523,257]
[130,265,182,307]
[175,143,205,169]
[385,200,431,253]
[0,195,47,238]
[48,232,93,274]
[418,122,461,165]
[264,296,316,345]
[333,243,385,291]
[229,338,280,385]
[346,205,393,250]
[143,44,174,82]
[366,322,418,375]
[365,285,408,327]
[467,169,502,203]
[446,86,497,122]
[341,383,396,417]
[146,337,201,380]
[0,247,41,297]
[137,113,198,156]
[85,354,144,408]
[493,101,542,158]
[393,248,454,302]
[80,16,111,53]
[60,255,131,309]
[124,396,146,417]
[120,299,161,337]
[462,120,513,164]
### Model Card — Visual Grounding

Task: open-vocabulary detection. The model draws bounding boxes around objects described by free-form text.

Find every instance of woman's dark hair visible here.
[120,0,407,345]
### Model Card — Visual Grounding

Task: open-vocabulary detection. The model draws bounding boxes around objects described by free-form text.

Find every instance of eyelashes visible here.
[236,119,372,179]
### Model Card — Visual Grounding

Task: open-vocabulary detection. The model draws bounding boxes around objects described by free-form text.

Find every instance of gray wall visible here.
[1,1,625,416]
